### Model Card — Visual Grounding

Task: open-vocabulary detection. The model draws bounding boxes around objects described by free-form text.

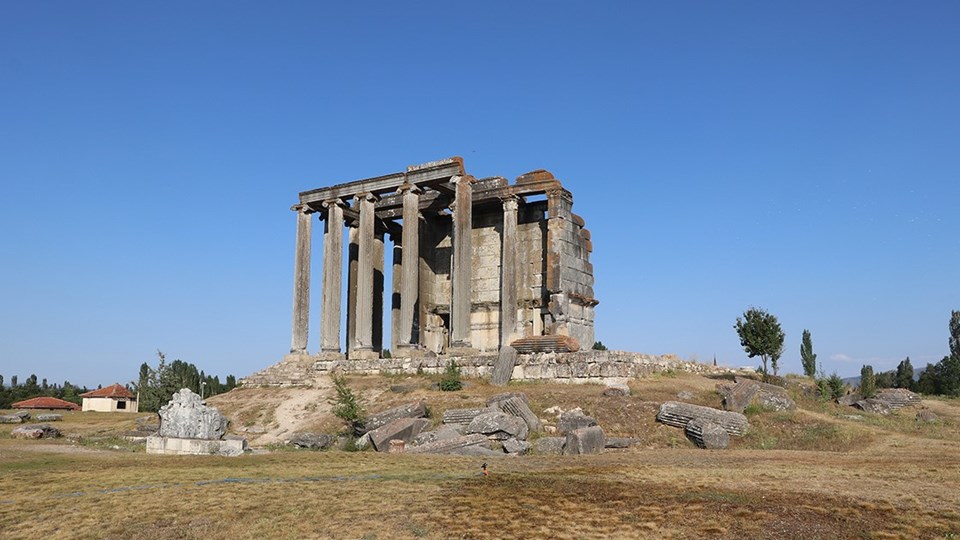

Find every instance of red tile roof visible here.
[80,383,135,399]
[12,396,80,410]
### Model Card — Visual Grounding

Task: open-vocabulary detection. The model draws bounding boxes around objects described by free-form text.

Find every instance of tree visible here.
[734,307,785,380]
[860,365,876,398]
[874,370,894,389]
[439,360,463,391]
[800,329,817,378]
[895,357,914,390]
[592,341,608,351]
[329,374,365,436]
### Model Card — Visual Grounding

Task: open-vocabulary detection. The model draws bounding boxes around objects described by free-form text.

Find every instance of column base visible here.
[395,345,430,359]
[317,350,345,361]
[283,352,313,362]
[348,348,381,361]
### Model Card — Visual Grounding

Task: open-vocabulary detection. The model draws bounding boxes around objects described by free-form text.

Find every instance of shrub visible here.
[439,360,463,392]
[592,341,608,351]
[329,374,365,436]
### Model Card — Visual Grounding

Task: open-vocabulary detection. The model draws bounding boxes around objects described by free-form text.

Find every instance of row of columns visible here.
[290,176,520,358]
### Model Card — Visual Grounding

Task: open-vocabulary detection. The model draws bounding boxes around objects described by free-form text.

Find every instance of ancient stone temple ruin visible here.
[286,157,598,360]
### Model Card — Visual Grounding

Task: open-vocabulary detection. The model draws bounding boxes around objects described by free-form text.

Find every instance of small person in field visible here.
[481,463,488,477]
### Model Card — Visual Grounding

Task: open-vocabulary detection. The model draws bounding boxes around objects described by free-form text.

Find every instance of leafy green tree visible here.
[874,370,894,389]
[439,360,463,391]
[860,365,876,398]
[592,341,608,351]
[800,329,817,378]
[734,307,785,380]
[329,374,365,436]
[895,357,914,390]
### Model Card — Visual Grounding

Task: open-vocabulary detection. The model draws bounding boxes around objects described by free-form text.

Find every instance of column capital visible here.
[396,182,422,195]
[321,198,346,209]
[500,194,520,211]
[353,192,379,203]
[291,204,315,214]
[451,174,476,186]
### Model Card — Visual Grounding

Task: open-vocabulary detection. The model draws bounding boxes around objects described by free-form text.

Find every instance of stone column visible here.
[346,225,359,354]
[398,183,421,348]
[289,205,313,355]
[373,231,385,353]
[390,234,402,352]
[500,195,519,347]
[352,192,378,359]
[450,175,474,348]
[319,199,344,356]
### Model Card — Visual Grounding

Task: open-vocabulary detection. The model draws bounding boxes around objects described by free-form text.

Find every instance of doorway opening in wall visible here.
[117,400,126,410]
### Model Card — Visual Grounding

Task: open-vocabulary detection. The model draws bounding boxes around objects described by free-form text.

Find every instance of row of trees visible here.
[0,374,91,409]
[736,306,960,397]
[133,351,237,412]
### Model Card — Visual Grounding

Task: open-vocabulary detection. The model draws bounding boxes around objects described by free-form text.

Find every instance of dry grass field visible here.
[2,372,959,539]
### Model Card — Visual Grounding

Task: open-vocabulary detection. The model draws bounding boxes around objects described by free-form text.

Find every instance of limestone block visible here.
[407,433,490,455]
[158,389,228,440]
[496,397,543,433]
[442,408,488,425]
[368,418,430,452]
[288,433,334,450]
[604,437,637,449]
[12,424,60,439]
[35,414,63,422]
[557,410,598,435]
[563,426,605,455]
[0,414,25,424]
[534,437,566,455]
[603,383,630,397]
[502,438,532,455]
[466,411,528,440]
[146,435,246,456]
[413,424,465,446]
[685,418,729,449]
[364,401,427,432]
[656,402,749,437]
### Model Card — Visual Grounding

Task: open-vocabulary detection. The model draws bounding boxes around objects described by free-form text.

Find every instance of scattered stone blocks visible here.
[563,425,605,455]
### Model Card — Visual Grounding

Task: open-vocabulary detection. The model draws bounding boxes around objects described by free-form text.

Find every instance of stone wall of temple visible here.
[469,205,503,351]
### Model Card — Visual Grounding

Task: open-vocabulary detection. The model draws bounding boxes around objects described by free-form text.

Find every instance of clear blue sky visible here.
[2,2,958,387]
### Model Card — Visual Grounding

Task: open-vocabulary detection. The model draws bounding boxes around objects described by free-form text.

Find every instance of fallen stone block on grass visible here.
[684,418,729,449]
[656,401,749,436]
[502,438,532,455]
[603,383,631,397]
[854,399,892,415]
[533,437,566,455]
[12,424,60,439]
[495,397,542,433]
[364,401,428,433]
[289,433,334,450]
[563,425,605,455]
[369,417,431,452]
[35,414,63,422]
[467,411,528,441]
[441,408,488,425]
[557,409,598,435]
[604,437,638,449]
[407,433,490,455]
[413,424,465,446]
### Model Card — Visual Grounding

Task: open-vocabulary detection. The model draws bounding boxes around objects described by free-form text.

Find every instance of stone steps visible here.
[240,355,321,387]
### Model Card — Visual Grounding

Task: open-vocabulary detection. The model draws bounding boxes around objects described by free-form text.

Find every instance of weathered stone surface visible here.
[557,409,598,435]
[875,388,922,410]
[12,424,60,439]
[602,383,630,397]
[289,433,334,450]
[448,445,504,457]
[388,439,406,453]
[685,418,729,449]
[407,433,490,455]
[656,402,749,436]
[534,437,567,455]
[854,398,892,415]
[364,401,427,432]
[442,408,488,425]
[353,433,372,451]
[466,411,527,440]
[369,417,431,451]
[719,378,795,413]
[486,392,530,408]
[35,414,63,422]
[146,435,246,456]
[491,345,518,386]
[604,437,637,449]
[916,409,939,423]
[502,438,532,455]
[413,424,464,446]
[0,414,25,424]
[158,389,228,440]
[496,397,542,433]
[563,425,605,455]
[510,335,580,353]
[676,390,695,400]
[837,394,861,407]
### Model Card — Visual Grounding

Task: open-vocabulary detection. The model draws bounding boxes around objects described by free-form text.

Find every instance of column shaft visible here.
[450,176,473,347]
[390,236,402,352]
[399,185,420,347]
[500,196,519,347]
[320,200,344,353]
[290,206,312,354]
[353,193,377,354]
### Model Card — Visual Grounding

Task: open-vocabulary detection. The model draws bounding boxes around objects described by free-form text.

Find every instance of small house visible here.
[80,383,139,413]
[12,396,80,411]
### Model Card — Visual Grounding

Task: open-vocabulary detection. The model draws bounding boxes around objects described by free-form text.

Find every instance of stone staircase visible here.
[240,355,323,387]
